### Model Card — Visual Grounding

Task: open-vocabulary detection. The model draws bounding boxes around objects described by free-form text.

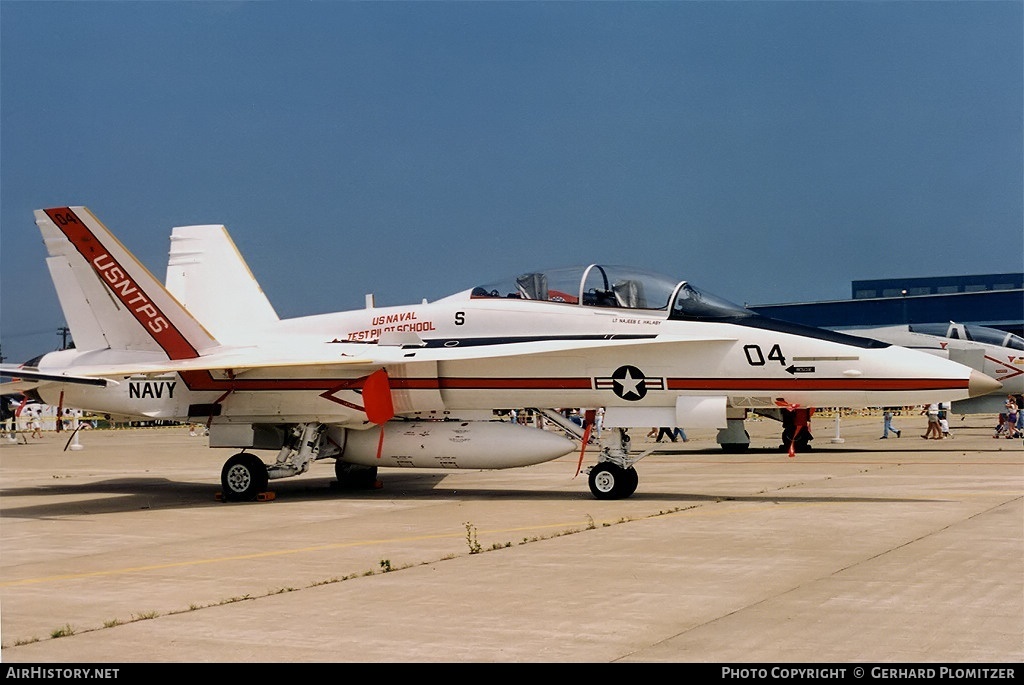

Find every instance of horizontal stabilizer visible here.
[0,365,118,388]
[30,350,379,380]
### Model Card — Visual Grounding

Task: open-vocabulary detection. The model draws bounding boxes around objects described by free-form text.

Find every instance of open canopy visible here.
[466,264,753,321]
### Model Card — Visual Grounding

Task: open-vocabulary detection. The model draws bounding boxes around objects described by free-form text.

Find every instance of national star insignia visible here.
[614,368,645,399]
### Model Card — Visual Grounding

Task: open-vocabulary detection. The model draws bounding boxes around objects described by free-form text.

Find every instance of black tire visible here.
[221,453,268,502]
[619,466,639,498]
[334,461,379,490]
[588,462,638,500]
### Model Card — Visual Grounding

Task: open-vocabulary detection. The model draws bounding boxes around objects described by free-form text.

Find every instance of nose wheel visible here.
[588,462,639,500]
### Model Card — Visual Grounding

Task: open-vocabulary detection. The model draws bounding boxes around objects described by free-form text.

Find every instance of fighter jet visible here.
[1,207,1001,501]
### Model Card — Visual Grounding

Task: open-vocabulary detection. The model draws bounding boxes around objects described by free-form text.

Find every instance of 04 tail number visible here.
[744,344,786,367]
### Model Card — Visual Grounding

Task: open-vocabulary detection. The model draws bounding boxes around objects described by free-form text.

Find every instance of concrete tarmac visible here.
[1,412,1021,663]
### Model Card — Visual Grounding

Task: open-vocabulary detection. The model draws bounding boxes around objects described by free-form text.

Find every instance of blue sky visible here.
[2,1,1021,366]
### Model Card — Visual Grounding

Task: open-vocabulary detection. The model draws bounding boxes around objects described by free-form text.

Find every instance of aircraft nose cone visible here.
[968,369,1003,398]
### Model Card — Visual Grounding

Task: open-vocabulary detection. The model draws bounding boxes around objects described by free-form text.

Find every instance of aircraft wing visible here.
[18,334,737,380]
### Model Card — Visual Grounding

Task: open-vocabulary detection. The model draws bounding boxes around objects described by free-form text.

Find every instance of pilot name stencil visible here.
[611,317,661,326]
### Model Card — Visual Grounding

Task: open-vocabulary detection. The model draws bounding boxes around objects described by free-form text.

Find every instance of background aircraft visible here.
[832,323,1022,416]
[1,207,1001,502]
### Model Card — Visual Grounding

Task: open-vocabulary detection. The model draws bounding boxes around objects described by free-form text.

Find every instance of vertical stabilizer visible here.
[45,255,109,351]
[165,224,280,344]
[35,207,220,359]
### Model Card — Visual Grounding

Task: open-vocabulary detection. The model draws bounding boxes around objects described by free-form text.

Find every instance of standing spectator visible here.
[0,397,14,439]
[30,409,43,439]
[940,415,952,439]
[880,408,901,439]
[921,403,942,439]
[937,402,952,439]
[994,413,1008,438]
[1002,395,1019,439]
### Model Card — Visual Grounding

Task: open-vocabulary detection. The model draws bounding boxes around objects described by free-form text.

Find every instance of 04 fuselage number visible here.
[744,343,786,367]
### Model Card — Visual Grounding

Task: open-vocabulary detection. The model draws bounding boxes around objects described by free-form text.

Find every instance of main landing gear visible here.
[219,423,326,502]
[217,422,388,501]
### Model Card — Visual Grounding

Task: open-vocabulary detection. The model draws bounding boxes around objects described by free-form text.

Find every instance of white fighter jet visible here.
[1,207,1002,501]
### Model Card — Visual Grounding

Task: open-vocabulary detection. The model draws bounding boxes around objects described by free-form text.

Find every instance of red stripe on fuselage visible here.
[182,375,966,394]
[665,378,970,391]
[438,377,593,390]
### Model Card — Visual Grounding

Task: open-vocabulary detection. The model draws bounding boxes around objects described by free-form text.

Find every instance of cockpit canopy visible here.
[461,263,890,349]
[910,322,1024,351]
[469,264,753,321]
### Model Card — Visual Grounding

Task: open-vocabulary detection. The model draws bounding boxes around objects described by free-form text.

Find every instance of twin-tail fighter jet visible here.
[830,322,1022,416]
[1,207,1002,501]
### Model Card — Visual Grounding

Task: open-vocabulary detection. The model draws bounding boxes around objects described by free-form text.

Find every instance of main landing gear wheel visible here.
[588,462,639,500]
[221,453,269,502]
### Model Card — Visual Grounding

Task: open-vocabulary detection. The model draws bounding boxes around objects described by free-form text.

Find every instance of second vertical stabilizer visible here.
[165,224,280,345]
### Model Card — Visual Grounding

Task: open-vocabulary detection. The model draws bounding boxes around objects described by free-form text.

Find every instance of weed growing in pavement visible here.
[464,521,483,554]
[50,624,74,638]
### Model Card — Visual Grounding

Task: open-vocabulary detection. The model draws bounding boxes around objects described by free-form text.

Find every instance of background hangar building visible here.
[748,273,1023,338]
[748,272,1024,416]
